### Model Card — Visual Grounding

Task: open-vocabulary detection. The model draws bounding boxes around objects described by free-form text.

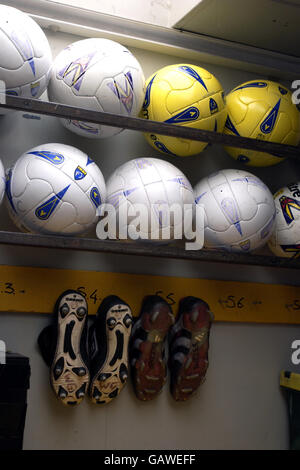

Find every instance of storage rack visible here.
[1,95,300,270]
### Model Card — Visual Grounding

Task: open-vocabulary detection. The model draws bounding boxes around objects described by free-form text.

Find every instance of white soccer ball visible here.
[0,159,5,204]
[105,157,194,241]
[268,183,300,258]
[48,38,145,138]
[0,5,52,103]
[5,143,106,235]
[194,169,276,252]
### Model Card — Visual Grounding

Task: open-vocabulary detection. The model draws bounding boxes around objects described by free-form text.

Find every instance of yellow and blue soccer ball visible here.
[224,80,300,167]
[140,64,227,157]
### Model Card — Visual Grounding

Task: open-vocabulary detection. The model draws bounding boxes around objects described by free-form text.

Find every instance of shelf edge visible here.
[0,230,299,270]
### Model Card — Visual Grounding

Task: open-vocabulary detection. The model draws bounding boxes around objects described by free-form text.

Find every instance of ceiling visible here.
[173,0,300,57]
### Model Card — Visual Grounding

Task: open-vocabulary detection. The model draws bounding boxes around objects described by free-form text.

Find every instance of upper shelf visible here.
[0,96,300,270]
[1,96,300,160]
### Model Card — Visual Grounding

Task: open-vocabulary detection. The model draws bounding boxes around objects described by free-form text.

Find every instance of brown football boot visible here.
[130,295,174,401]
[169,296,213,402]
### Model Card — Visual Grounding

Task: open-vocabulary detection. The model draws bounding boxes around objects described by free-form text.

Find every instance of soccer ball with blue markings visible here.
[0,159,5,205]
[140,64,227,157]
[0,5,52,106]
[194,169,275,252]
[224,80,300,167]
[105,157,194,241]
[5,143,106,235]
[268,183,300,258]
[48,38,145,138]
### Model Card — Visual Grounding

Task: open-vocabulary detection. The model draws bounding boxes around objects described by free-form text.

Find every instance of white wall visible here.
[48,0,202,28]
[0,27,299,450]
[169,0,202,27]
[49,0,172,26]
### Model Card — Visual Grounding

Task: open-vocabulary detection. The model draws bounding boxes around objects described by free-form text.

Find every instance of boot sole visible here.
[50,292,89,406]
[89,303,132,404]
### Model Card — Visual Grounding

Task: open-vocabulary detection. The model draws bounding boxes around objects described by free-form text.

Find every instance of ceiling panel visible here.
[173,0,300,57]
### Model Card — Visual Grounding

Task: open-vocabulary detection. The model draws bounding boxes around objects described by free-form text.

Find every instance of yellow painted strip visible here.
[0,265,299,324]
[280,371,300,392]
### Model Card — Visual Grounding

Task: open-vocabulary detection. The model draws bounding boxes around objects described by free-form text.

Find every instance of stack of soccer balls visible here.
[0,4,299,258]
[2,145,280,254]
[1,142,299,257]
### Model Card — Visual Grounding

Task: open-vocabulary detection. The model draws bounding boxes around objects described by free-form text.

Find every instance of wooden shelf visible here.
[0,231,299,269]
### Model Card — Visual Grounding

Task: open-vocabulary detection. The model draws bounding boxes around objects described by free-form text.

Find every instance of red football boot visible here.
[169,296,213,401]
[130,295,174,401]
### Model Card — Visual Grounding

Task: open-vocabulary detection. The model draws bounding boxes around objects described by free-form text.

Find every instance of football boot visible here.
[168,296,213,401]
[130,295,174,401]
[38,290,90,406]
[89,295,132,404]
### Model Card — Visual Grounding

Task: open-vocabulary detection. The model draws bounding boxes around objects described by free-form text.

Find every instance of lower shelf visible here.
[0,230,299,269]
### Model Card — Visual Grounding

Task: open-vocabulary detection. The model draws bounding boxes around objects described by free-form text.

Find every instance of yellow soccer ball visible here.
[140,64,227,157]
[224,80,300,167]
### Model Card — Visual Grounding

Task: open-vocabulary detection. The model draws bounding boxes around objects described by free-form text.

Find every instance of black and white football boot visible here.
[89,295,133,404]
[168,296,214,402]
[38,290,90,406]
